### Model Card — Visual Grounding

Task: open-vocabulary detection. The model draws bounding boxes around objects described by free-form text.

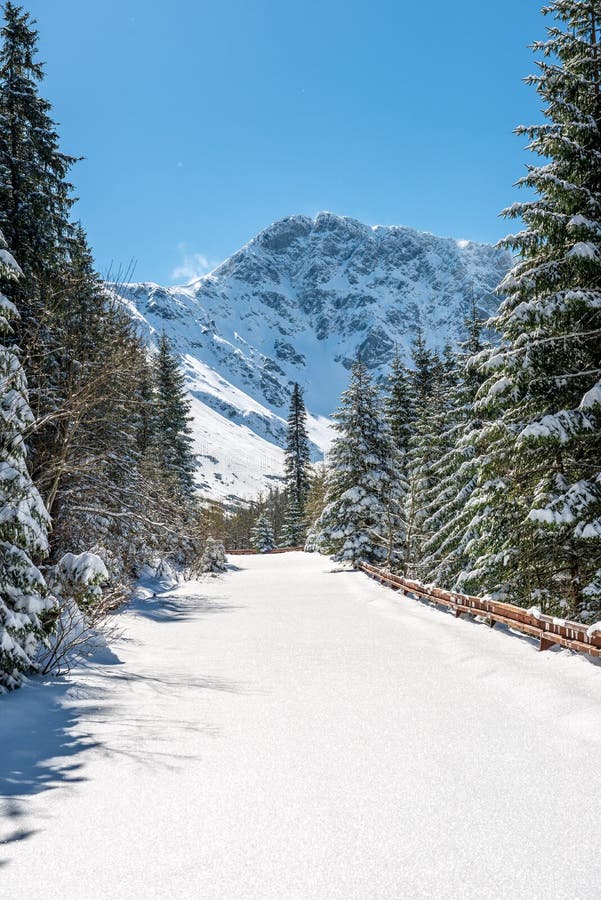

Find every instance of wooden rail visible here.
[227,546,304,556]
[359,562,601,659]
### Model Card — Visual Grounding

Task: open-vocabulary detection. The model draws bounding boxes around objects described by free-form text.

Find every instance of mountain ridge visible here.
[112,212,512,502]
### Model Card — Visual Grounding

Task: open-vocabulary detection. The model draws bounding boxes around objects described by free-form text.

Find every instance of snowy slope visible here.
[2,552,601,899]
[113,213,511,502]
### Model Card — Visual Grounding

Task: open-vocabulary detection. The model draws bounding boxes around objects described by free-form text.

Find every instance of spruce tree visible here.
[282,382,312,545]
[263,486,287,545]
[403,334,444,575]
[251,514,276,553]
[0,2,76,384]
[281,497,304,546]
[154,333,196,503]
[313,360,397,566]
[0,232,54,690]
[421,310,486,587]
[382,353,412,570]
[0,6,199,591]
[136,354,157,458]
[384,352,414,457]
[467,0,601,619]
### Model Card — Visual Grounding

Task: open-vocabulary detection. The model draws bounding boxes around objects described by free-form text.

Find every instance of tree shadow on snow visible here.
[0,671,117,867]
[100,666,247,697]
[129,591,244,624]
[0,584,250,867]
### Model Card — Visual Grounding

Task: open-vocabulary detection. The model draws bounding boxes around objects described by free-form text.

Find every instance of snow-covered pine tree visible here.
[136,352,158,459]
[466,0,601,619]
[200,536,228,574]
[154,333,196,503]
[251,514,276,553]
[384,352,414,457]
[281,383,312,545]
[382,352,412,570]
[265,486,288,545]
[0,6,197,589]
[403,333,445,576]
[313,359,398,566]
[420,309,487,587]
[0,232,55,691]
[0,7,152,577]
[0,2,76,396]
[281,497,304,547]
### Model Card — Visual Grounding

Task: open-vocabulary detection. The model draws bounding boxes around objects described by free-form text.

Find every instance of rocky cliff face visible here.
[113,213,512,502]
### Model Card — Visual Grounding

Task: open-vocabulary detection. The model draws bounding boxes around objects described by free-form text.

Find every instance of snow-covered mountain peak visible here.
[113,213,512,502]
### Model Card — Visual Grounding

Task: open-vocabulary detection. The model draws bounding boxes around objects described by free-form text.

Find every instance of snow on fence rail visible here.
[359,563,601,659]
[227,546,304,556]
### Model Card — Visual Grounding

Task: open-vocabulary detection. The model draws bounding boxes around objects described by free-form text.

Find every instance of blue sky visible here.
[24,0,544,284]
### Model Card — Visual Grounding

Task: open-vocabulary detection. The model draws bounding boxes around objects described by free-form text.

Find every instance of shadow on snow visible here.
[0,579,244,866]
[131,595,241,624]
[0,668,114,867]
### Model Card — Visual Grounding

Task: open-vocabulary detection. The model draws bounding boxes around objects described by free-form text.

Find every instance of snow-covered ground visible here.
[2,552,601,899]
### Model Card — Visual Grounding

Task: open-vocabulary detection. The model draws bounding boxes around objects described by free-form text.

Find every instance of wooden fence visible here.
[359,562,601,659]
[227,546,304,556]
[224,548,601,660]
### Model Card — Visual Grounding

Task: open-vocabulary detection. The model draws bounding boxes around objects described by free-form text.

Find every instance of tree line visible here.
[244,0,601,624]
[0,3,215,691]
[2,0,600,694]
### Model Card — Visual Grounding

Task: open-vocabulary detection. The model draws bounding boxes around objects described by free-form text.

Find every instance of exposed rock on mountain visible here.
[113,213,511,502]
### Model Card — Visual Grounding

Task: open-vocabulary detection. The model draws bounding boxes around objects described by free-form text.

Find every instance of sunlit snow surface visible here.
[2,552,601,898]
[112,213,511,502]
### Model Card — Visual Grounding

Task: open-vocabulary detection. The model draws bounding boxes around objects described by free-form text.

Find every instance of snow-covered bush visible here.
[199,536,228,574]
[40,551,111,675]
[251,515,276,553]
[50,552,110,610]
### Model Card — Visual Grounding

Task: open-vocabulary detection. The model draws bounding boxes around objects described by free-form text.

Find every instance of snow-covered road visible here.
[2,552,601,899]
